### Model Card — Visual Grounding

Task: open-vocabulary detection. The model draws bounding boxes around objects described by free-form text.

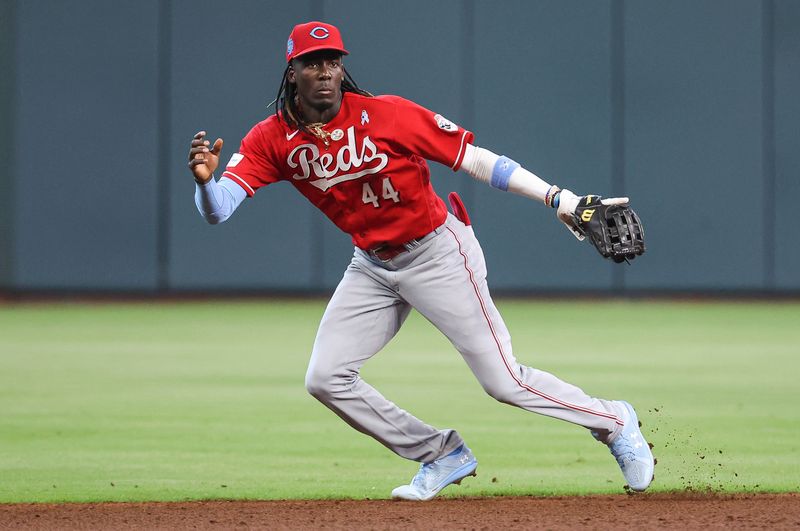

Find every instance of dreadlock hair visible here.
[271,62,372,139]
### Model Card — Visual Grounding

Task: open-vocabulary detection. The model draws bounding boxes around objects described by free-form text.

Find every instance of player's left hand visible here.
[556,189,628,240]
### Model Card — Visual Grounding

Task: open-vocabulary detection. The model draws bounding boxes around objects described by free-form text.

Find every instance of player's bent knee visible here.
[304,369,333,401]
[482,383,518,405]
[305,364,353,403]
[305,348,362,403]
[305,380,332,402]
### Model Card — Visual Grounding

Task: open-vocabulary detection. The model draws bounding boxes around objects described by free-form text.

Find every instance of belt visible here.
[367,225,445,262]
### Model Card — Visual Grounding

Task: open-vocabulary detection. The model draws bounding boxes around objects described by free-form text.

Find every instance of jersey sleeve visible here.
[385,96,474,171]
[220,123,281,197]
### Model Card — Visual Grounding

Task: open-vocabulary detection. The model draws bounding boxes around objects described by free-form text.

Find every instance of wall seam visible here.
[0,0,16,290]
[762,0,776,290]
[460,0,476,208]
[156,1,172,292]
[610,0,625,291]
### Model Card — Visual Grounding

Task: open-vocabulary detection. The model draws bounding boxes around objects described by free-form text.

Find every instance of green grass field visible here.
[0,300,798,503]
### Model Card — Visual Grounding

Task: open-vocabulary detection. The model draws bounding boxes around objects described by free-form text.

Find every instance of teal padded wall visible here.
[2,0,798,293]
[166,0,319,290]
[12,0,160,289]
[0,0,14,288]
[774,0,800,289]
[473,0,616,291]
[624,0,766,290]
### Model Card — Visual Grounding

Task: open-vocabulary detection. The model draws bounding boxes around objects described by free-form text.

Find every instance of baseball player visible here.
[188,21,654,500]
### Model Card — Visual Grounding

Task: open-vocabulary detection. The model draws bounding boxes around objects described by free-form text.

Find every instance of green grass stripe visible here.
[0,300,798,502]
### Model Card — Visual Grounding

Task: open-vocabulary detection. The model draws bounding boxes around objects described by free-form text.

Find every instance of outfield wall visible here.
[0,0,798,293]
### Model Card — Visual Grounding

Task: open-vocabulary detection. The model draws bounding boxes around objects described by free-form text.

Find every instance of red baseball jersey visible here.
[221,92,474,249]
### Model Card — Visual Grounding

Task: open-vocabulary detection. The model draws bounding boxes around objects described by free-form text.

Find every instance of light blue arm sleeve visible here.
[194,176,248,224]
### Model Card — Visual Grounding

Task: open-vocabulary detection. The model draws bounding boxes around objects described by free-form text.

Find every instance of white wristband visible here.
[460,144,554,204]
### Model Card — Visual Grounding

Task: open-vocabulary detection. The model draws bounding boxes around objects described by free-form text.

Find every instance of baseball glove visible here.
[571,195,645,263]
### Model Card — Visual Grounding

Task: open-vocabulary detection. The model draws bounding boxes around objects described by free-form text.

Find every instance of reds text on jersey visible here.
[221,93,474,249]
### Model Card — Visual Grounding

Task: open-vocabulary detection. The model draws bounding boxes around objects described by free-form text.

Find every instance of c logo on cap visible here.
[309,26,330,39]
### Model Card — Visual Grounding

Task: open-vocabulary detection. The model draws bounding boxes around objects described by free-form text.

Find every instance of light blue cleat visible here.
[607,401,655,491]
[391,445,478,501]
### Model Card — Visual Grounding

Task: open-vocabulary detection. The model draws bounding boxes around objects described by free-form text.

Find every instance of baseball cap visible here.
[286,21,349,63]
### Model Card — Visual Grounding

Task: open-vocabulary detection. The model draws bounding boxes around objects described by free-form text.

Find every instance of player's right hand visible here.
[188,131,224,184]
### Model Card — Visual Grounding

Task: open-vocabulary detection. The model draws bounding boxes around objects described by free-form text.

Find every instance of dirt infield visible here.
[1,493,797,530]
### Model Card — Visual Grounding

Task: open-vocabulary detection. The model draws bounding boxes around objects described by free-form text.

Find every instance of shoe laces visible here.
[411,463,431,489]
[610,436,634,465]
[411,452,457,489]
[610,428,645,466]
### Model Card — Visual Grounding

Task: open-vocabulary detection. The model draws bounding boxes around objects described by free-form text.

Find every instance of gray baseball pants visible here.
[305,213,623,463]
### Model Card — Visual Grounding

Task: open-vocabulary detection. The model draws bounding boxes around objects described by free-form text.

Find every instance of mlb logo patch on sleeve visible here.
[227,153,244,167]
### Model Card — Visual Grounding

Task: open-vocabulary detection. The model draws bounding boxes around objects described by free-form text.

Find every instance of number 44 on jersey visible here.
[362,176,400,208]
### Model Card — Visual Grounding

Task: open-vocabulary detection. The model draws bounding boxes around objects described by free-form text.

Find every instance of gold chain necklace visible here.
[306,122,332,147]
[295,96,333,147]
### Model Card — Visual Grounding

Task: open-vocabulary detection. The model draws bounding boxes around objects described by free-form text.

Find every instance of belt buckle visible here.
[370,230,434,262]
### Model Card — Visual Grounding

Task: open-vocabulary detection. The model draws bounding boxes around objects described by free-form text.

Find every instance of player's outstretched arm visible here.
[459,144,627,239]
[188,131,247,225]
[459,144,644,261]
